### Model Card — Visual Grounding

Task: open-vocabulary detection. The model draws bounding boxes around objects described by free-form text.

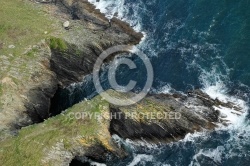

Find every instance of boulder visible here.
[63,21,70,28]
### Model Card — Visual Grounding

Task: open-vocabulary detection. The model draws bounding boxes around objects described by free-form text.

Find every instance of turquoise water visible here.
[64,0,250,165]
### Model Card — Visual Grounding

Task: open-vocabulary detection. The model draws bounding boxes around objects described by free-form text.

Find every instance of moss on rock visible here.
[48,37,68,51]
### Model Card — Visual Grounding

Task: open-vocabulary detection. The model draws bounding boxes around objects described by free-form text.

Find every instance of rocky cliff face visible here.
[0,0,142,136]
[0,90,244,165]
[109,90,241,142]
[0,94,127,166]
[0,0,245,166]
[51,0,142,86]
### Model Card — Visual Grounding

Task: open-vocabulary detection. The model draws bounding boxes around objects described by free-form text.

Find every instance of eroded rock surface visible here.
[109,90,243,142]
[0,90,244,165]
[0,0,142,136]
[0,1,245,165]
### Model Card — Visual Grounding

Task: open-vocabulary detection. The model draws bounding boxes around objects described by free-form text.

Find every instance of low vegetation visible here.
[0,95,110,166]
[49,37,68,51]
[0,0,57,56]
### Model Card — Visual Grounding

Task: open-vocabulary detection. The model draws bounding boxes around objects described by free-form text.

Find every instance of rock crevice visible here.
[0,0,142,136]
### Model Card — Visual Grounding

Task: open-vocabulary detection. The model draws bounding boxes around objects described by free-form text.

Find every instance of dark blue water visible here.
[62,0,250,165]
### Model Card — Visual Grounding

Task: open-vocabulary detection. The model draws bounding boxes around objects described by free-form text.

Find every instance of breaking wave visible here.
[87,0,250,165]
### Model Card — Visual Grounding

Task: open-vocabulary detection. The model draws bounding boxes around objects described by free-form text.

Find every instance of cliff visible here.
[0,0,245,166]
[0,0,142,137]
[0,94,125,165]
[0,90,243,165]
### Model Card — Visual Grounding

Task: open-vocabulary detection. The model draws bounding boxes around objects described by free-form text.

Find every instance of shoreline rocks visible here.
[0,90,244,165]
[0,0,246,165]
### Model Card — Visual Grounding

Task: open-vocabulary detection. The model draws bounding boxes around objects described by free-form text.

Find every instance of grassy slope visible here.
[0,0,62,119]
[0,0,57,88]
[0,2,110,164]
[0,95,110,166]
[0,0,55,56]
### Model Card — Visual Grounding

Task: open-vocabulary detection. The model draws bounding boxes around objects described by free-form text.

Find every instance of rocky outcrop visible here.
[0,94,126,166]
[50,0,143,87]
[0,90,244,165]
[109,90,242,143]
[0,0,142,136]
[0,0,245,165]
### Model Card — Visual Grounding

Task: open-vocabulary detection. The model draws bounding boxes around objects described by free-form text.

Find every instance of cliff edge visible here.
[0,1,245,166]
[0,0,142,137]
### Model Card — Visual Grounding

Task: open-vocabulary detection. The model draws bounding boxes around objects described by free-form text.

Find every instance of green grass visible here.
[0,84,2,96]
[0,95,110,166]
[0,0,56,56]
[0,84,3,108]
[0,0,61,104]
[26,48,39,58]
[48,37,68,51]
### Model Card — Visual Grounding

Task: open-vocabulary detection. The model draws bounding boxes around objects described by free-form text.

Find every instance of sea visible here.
[65,0,250,165]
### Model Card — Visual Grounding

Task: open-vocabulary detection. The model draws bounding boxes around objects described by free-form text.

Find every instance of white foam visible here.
[75,156,107,166]
[202,82,228,102]
[88,0,144,32]
[90,162,106,166]
[128,154,154,166]
[157,84,173,94]
[196,58,248,125]
[114,135,162,154]
[201,81,248,125]
[152,83,186,95]
[88,0,125,19]
[88,2,250,161]
[189,146,225,166]
[182,131,208,143]
[125,138,159,150]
